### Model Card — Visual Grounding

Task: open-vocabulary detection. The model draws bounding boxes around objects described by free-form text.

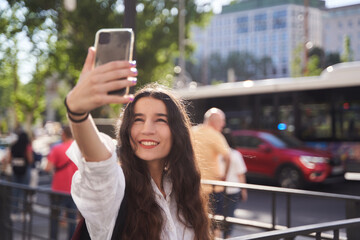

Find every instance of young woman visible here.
[65,47,211,239]
[9,130,34,217]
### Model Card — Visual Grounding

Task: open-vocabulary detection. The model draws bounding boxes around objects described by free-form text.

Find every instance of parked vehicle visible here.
[232,130,345,188]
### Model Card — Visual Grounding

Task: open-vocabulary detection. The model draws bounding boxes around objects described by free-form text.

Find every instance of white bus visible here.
[175,62,360,172]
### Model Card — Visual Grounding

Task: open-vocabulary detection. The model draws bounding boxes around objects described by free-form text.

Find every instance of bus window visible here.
[335,100,360,140]
[260,105,275,129]
[227,111,253,130]
[259,95,275,129]
[225,95,255,130]
[300,103,332,139]
[279,105,295,132]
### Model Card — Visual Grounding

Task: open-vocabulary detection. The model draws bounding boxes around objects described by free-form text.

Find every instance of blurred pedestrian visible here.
[0,146,12,181]
[45,126,77,240]
[9,130,33,219]
[65,46,211,239]
[29,130,43,188]
[220,128,248,238]
[191,107,231,237]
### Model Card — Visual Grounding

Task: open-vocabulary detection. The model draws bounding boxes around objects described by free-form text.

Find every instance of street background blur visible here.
[1,0,360,239]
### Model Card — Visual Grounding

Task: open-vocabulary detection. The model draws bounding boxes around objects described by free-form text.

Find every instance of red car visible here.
[232,130,345,188]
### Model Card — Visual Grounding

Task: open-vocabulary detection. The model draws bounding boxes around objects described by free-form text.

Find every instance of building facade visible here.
[323,4,360,61]
[191,0,359,82]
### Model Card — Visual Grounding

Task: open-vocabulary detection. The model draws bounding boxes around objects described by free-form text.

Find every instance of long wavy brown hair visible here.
[116,84,211,240]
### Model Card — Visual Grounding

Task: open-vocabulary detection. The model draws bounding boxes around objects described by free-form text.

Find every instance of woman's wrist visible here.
[64,96,89,123]
[67,112,90,123]
[64,96,87,116]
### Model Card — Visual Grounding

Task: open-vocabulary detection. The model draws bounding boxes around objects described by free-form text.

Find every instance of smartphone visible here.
[94,28,134,95]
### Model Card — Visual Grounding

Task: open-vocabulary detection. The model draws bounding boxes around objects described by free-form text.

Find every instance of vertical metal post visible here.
[178,0,186,87]
[0,183,12,240]
[21,188,27,240]
[271,192,276,229]
[286,193,291,228]
[124,0,137,59]
[25,189,35,240]
[124,0,137,29]
[346,200,360,240]
[315,232,321,240]
[49,194,61,240]
[284,195,294,240]
[333,229,339,240]
[303,0,309,75]
[222,189,227,239]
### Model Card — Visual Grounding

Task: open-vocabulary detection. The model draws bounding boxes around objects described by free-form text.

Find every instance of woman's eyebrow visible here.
[134,113,167,117]
[156,113,168,117]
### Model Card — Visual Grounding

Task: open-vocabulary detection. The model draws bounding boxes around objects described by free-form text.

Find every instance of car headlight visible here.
[299,156,329,169]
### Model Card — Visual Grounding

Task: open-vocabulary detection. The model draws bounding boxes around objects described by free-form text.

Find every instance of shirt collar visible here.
[151,174,173,200]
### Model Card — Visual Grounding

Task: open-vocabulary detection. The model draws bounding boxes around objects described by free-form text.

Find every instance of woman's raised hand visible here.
[66,47,137,114]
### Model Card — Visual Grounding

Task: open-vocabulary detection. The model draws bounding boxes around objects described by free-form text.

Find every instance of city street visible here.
[228,178,360,239]
[9,173,359,239]
[2,0,360,239]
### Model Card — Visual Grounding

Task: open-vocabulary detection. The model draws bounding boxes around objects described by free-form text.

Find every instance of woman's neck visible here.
[147,160,166,198]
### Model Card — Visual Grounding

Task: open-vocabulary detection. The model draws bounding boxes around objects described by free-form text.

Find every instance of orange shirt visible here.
[191,124,230,193]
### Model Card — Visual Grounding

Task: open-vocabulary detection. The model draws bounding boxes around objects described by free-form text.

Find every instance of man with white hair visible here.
[192,108,231,236]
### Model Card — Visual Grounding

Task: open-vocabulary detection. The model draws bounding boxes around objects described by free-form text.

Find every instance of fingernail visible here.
[130,60,136,66]
[129,96,134,101]
[130,67,138,74]
[128,77,137,84]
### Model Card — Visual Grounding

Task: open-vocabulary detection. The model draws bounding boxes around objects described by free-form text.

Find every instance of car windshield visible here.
[259,132,303,148]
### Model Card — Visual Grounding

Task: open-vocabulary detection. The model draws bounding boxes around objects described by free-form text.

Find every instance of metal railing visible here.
[229,217,360,240]
[1,179,360,239]
[0,179,77,240]
[203,179,360,240]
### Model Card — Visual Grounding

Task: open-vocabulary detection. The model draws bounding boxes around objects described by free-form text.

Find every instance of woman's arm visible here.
[237,173,248,201]
[26,144,34,165]
[66,47,137,162]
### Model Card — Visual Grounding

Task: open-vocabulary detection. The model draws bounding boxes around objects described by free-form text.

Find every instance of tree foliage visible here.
[291,44,303,77]
[325,52,340,67]
[291,43,341,77]
[0,0,54,132]
[341,35,354,62]
[0,0,211,128]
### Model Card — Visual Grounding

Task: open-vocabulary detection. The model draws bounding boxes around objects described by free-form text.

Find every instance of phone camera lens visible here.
[99,32,110,44]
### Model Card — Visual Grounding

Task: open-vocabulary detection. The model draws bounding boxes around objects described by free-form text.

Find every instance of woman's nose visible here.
[141,120,155,134]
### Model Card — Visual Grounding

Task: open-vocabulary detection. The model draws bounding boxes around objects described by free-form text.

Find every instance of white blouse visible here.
[66,133,195,240]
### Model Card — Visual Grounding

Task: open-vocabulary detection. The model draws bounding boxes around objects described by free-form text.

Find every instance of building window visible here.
[236,16,248,33]
[273,10,287,29]
[254,13,267,31]
[272,67,277,75]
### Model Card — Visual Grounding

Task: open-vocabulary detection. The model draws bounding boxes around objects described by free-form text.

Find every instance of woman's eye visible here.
[156,118,168,123]
[134,118,144,122]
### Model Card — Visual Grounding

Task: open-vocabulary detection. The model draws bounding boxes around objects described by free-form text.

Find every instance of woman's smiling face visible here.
[130,97,172,163]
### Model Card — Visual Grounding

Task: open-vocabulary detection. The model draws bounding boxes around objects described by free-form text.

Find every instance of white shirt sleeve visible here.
[232,149,247,175]
[66,133,125,240]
